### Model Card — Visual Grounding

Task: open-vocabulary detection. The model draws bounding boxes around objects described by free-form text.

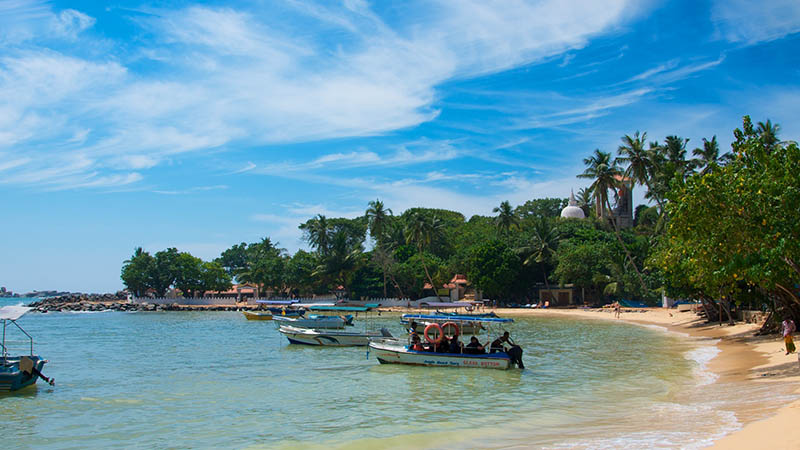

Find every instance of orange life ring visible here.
[441,322,459,337]
[424,323,443,344]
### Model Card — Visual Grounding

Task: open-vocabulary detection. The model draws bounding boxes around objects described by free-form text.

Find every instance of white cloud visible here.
[712,0,800,44]
[0,0,641,189]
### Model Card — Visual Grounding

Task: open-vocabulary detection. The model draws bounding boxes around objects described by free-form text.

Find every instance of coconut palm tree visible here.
[576,187,594,217]
[301,215,330,256]
[691,136,721,174]
[404,211,443,300]
[366,199,393,295]
[518,218,560,290]
[578,149,647,293]
[365,199,392,247]
[493,200,518,233]
[617,131,664,211]
[757,119,780,152]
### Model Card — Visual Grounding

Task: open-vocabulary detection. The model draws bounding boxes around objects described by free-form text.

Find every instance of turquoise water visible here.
[0,299,761,448]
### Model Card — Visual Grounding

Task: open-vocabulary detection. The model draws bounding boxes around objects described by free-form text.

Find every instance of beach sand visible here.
[484,307,800,449]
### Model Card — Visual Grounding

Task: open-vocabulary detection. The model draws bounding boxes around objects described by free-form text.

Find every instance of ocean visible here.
[0,298,791,448]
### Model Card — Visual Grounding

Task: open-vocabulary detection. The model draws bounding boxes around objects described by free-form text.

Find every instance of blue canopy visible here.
[256,300,299,305]
[402,314,513,323]
[309,305,373,312]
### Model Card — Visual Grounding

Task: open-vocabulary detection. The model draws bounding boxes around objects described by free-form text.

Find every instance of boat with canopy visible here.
[273,305,375,330]
[401,313,501,335]
[369,314,523,370]
[1,306,54,391]
[276,305,389,345]
[242,300,306,321]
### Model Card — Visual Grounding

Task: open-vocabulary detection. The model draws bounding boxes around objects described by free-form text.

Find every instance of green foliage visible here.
[121,247,231,298]
[121,247,154,297]
[515,197,568,219]
[467,240,520,300]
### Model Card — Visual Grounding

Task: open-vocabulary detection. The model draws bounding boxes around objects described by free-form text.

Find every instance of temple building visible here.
[560,190,585,219]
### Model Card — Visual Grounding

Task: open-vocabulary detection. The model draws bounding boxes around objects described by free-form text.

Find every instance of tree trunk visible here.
[605,197,648,293]
[419,248,442,301]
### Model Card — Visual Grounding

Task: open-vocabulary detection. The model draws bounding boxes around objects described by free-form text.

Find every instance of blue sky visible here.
[2,0,800,293]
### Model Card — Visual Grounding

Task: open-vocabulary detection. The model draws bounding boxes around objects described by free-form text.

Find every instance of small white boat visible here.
[273,314,353,329]
[278,325,392,346]
[370,314,523,370]
[369,338,512,369]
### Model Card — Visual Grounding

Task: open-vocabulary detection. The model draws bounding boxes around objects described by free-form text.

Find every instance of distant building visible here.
[560,190,586,219]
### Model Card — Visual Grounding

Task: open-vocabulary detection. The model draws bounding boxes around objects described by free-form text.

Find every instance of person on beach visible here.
[782,316,796,355]
[614,301,621,319]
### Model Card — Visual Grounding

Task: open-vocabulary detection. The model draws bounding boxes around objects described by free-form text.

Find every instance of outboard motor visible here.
[507,345,524,369]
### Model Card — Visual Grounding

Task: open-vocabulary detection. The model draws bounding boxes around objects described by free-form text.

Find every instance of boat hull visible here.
[278,326,382,346]
[242,311,273,321]
[273,315,349,329]
[0,357,46,392]
[369,339,511,370]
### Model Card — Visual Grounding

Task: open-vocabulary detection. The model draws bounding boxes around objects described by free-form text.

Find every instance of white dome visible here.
[560,190,585,219]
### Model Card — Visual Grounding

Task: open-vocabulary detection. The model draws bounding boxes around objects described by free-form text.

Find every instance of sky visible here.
[2,0,800,293]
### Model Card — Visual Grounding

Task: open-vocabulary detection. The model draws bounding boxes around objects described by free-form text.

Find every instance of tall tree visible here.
[366,199,393,295]
[617,131,663,211]
[300,215,331,256]
[493,200,518,233]
[404,211,444,299]
[365,199,392,247]
[518,218,560,290]
[121,247,154,297]
[691,136,722,174]
[578,149,647,292]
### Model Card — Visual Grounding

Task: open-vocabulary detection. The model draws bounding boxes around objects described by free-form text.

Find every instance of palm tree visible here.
[578,149,647,293]
[365,199,392,247]
[366,199,393,296]
[493,200,518,233]
[302,215,330,256]
[576,187,594,217]
[518,218,560,290]
[617,131,664,211]
[372,244,404,298]
[757,119,780,152]
[404,211,443,300]
[691,136,721,174]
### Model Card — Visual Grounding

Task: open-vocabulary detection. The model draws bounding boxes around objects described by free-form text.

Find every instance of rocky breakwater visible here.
[28,295,254,313]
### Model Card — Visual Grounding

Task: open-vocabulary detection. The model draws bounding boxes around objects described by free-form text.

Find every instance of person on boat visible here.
[448,333,463,353]
[464,336,485,354]
[407,320,418,334]
[489,331,512,354]
[410,333,426,352]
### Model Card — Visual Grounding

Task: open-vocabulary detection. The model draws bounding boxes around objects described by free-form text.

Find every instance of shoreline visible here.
[486,307,800,449]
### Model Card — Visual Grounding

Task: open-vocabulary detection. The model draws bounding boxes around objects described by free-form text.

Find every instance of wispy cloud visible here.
[0,0,640,189]
[711,0,800,45]
[152,185,229,195]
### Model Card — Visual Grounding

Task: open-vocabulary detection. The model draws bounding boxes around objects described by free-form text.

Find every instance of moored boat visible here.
[370,314,523,370]
[277,325,392,346]
[402,313,509,335]
[369,338,512,369]
[273,314,353,329]
[1,306,54,391]
[242,310,273,320]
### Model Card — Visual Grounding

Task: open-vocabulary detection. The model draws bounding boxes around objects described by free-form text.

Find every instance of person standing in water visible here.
[782,316,796,355]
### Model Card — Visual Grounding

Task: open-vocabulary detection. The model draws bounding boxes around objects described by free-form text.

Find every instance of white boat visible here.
[273,314,353,329]
[369,338,512,369]
[369,314,524,370]
[278,325,392,346]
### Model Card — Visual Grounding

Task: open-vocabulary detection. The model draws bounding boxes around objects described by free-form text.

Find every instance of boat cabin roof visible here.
[308,305,372,312]
[255,300,298,305]
[402,313,513,323]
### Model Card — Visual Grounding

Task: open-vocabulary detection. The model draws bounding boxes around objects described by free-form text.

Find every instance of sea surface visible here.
[0,298,793,449]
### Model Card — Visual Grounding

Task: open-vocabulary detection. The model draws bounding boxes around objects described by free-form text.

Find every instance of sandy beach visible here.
[478,307,800,449]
